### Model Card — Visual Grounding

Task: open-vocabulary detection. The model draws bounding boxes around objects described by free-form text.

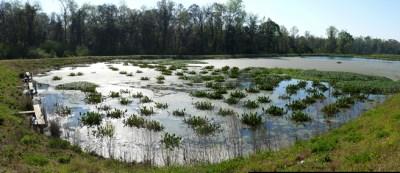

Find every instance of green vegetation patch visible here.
[56,81,98,93]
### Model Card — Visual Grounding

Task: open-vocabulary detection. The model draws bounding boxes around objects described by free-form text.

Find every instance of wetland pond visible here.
[34,56,396,166]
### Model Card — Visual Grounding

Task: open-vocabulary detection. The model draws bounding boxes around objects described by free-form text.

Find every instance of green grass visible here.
[1,57,400,172]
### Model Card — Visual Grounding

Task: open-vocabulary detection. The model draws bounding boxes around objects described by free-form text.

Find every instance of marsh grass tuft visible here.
[241,112,262,129]
[140,106,154,116]
[155,102,168,109]
[119,98,132,105]
[218,108,237,116]
[244,100,259,109]
[291,111,312,122]
[81,111,103,127]
[172,109,187,117]
[194,101,214,110]
[266,105,286,116]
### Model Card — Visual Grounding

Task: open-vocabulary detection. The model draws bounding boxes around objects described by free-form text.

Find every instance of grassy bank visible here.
[1,57,400,172]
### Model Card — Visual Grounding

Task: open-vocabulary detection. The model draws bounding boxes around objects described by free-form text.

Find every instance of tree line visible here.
[1,0,399,59]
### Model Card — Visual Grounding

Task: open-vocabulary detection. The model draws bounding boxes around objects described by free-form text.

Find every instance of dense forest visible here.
[1,0,400,59]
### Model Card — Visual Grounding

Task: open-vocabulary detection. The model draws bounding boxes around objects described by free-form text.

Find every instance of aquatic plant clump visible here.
[245,87,260,93]
[225,97,240,105]
[140,96,153,103]
[257,96,271,103]
[85,91,103,104]
[132,92,144,98]
[322,104,340,117]
[155,102,168,109]
[194,101,214,110]
[81,111,103,127]
[52,76,62,81]
[244,100,259,109]
[241,112,263,129]
[140,106,155,116]
[123,114,145,128]
[191,90,208,98]
[217,108,238,116]
[286,100,308,111]
[161,133,182,151]
[291,111,312,122]
[109,91,120,98]
[106,109,126,119]
[119,98,132,105]
[266,105,286,116]
[56,82,98,93]
[184,116,221,136]
[230,90,247,99]
[172,109,187,117]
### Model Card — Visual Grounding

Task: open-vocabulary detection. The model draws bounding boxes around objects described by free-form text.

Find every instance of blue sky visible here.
[34,0,400,40]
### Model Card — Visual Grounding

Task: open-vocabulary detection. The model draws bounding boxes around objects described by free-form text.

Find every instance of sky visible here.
[32,0,400,40]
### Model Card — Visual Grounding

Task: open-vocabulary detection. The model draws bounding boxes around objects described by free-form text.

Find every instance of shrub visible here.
[119,71,127,75]
[136,70,143,73]
[266,105,285,116]
[81,111,102,127]
[69,72,76,76]
[241,112,263,129]
[291,111,312,122]
[48,138,70,149]
[194,101,214,110]
[77,72,84,76]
